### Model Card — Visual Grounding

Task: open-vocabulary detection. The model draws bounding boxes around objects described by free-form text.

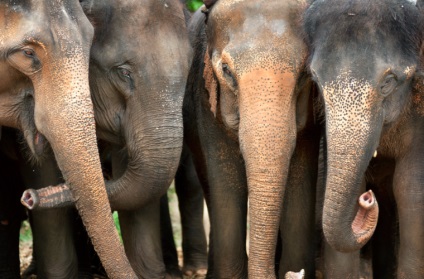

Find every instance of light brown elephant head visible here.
[0,1,136,277]
[203,0,311,277]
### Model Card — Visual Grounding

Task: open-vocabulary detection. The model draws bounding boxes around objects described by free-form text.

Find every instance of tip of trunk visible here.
[323,190,379,252]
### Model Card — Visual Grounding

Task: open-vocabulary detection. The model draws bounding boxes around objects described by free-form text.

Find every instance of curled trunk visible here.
[23,80,185,211]
[323,95,382,252]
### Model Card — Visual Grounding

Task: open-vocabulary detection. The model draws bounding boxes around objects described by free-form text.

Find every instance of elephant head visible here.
[79,0,191,210]
[304,0,424,252]
[203,0,311,277]
[0,1,135,277]
[22,0,191,212]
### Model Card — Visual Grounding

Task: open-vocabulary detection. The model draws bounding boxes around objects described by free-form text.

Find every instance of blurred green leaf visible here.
[187,0,203,12]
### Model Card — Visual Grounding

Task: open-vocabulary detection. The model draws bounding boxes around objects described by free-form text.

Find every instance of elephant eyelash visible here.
[222,63,238,89]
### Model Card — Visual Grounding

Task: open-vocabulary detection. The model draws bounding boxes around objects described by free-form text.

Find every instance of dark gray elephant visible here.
[0,1,135,278]
[181,0,320,278]
[304,0,424,277]
[23,0,192,277]
[160,144,208,279]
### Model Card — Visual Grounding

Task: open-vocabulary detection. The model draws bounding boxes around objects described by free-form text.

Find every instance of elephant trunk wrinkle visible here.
[21,184,74,210]
[323,153,379,252]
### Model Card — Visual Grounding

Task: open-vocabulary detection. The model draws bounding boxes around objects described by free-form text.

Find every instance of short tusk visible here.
[373,150,377,158]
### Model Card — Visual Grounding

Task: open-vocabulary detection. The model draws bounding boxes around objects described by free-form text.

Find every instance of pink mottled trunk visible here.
[238,71,297,279]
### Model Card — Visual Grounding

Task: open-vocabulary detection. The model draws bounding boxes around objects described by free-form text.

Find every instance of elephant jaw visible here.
[351,190,379,245]
[24,129,47,158]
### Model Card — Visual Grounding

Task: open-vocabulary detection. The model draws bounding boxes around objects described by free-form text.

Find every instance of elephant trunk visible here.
[31,61,136,278]
[23,79,185,211]
[239,71,297,278]
[322,82,382,252]
[102,79,184,210]
[107,102,183,210]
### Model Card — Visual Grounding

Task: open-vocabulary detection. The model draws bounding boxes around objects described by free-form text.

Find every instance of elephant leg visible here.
[371,177,397,279]
[323,241,360,279]
[31,208,78,279]
[160,194,183,279]
[393,150,424,279]
[279,134,319,278]
[175,147,208,278]
[0,217,21,279]
[0,140,26,279]
[20,154,78,279]
[119,201,166,279]
[323,178,366,279]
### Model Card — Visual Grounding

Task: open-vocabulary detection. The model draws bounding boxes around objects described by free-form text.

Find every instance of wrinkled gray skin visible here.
[0,1,136,278]
[22,0,192,277]
[305,0,424,278]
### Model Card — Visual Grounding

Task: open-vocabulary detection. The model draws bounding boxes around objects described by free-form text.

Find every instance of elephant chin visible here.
[351,190,379,245]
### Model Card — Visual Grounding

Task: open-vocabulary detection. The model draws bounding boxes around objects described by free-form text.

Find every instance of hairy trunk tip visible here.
[21,189,39,210]
[285,269,305,279]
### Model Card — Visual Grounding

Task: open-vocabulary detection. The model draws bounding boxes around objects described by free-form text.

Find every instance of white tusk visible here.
[373,150,377,158]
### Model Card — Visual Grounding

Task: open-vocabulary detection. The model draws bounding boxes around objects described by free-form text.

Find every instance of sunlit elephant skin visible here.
[183,0,320,278]
[304,0,424,277]
[0,1,135,278]
[22,0,192,277]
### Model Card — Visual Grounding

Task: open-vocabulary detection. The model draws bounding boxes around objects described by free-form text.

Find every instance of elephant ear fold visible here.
[412,69,424,115]
[203,48,218,117]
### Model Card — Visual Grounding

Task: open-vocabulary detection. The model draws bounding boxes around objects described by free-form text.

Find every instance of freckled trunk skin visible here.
[32,56,136,278]
[106,81,184,210]
[238,71,297,279]
[323,85,382,253]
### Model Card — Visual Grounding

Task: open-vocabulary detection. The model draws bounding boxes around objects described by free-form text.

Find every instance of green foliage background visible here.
[186,0,203,12]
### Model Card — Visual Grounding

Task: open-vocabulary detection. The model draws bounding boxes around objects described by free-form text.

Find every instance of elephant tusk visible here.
[373,150,377,158]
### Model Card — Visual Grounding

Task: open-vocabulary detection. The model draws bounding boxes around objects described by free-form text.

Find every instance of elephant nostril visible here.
[359,190,375,209]
[21,190,38,210]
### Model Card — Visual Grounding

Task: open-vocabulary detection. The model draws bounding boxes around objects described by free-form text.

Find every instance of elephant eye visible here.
[380,73,398,97]
[118,67,132,79]
[23,48,35,58]
[222,63,237,89]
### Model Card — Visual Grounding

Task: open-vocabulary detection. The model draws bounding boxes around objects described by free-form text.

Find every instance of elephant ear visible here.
[203,48,218,117]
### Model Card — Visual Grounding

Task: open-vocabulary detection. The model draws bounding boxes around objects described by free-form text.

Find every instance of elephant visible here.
[0,1,136,278]
[22,0,192,277]
[304,0,424,277]
[179,0,320,278]
[160,144,208,279]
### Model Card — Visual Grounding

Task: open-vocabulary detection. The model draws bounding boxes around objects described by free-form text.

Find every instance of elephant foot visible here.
[165,265,183,279]
[182,267,207,279]
[21,259,36,279]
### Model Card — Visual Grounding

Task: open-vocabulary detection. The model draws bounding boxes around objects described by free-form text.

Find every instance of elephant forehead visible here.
[220,32,306,77]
